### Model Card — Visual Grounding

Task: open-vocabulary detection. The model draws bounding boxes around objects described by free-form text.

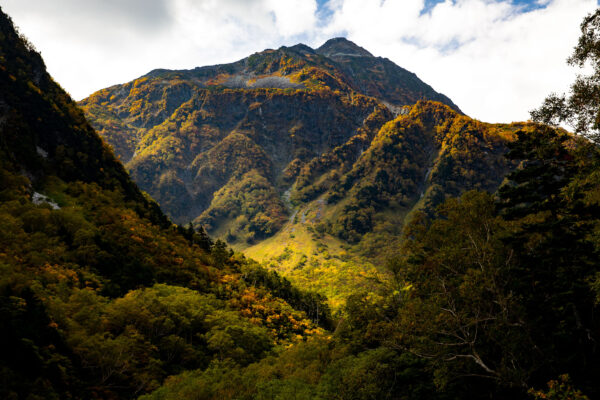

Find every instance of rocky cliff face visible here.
[316,38,458,108]
[80,38,465,239]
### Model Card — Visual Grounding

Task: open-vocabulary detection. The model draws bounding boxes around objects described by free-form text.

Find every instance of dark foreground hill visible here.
[0,8,330,399]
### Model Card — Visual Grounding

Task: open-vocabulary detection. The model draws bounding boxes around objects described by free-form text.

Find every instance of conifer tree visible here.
[498,126,600,393]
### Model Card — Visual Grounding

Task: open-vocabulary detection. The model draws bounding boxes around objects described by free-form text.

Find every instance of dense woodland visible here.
[1,4,600,400]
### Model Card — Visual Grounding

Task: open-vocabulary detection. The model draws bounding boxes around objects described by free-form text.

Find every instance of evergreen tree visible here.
[498,126,600,394]
[194,225,214,252]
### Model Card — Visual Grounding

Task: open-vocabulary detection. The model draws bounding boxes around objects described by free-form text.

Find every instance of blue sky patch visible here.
[317,0,558,21]
[419,0,550,15]
[316,0,335,24]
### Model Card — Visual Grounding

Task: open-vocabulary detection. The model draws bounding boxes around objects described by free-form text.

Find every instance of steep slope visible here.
[316,38,458,108]
[0,12,163,222]
[79,38,458,236]
[0,9,329,399]
[245,101,525,306]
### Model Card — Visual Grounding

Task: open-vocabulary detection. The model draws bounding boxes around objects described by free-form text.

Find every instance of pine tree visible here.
[498,126,600,393]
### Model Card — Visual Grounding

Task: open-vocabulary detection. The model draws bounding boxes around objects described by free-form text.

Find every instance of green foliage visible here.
[4,5,600,400]
[80,42,525,314]
[0,147,322,399]
[317,349,433,400]
[140,338,438,400]
[196,170,287,243]
[528,375,590,400]
[497,127,600,392]
[78,35,463,247]
[380,128,600,397]
[0,10,168,230]
[390,191,529,388]
[326,101,516,248]
[0,159,320,398]
[240,262,332,329]
[80,70,388,236]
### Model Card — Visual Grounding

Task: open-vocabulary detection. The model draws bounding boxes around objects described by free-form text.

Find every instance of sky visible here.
[1,0,598,123]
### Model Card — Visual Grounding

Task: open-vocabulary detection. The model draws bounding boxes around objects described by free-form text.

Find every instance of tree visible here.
[178,223,213,252]
[529,374,590,400]
[531,8,600,142]
[211,239,232,268]
[497,126,600,395]
[389,191,529,391]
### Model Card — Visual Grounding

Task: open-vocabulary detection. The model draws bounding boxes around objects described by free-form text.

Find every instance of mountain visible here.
[0,8,330,399]
[79,37,459,228]
[244,101,526,306]
[80,38,525,305]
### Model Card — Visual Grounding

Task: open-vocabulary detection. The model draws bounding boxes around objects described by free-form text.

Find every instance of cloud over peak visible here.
[2,0,597,123]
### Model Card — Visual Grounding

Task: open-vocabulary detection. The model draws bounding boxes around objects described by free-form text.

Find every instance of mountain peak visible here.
[316,37,373,58]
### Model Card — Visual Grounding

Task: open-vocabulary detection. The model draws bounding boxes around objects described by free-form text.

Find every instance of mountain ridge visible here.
[131,36,460,112]
[80,39,524,305]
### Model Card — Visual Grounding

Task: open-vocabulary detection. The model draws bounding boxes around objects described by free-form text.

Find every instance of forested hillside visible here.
[79,37,458,236]
[0,8,330,399]
[244,101,529,307]
[137,124,600,400]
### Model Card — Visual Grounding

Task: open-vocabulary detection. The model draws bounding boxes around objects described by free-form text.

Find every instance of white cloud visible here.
[266,0,318,36]
[323,0,597,122]
[1,0,319,100]
[1,0,597,124]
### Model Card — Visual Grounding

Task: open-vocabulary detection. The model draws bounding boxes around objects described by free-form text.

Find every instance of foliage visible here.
[3,5,600,400]
[196,169,288,244]
[528,375,589,400]
[139,339,438,400]
[0,9,326,399]
[79,36,527,314]
[383,127,600,397]
[239,261,332,328]
[531,9,600,142]
[497,126,600,391]
[78,35,461,244]
[388,191,529,389]
[324,101,517,248]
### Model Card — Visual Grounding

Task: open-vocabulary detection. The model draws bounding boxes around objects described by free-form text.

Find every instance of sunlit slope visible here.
[243,102,529,307]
